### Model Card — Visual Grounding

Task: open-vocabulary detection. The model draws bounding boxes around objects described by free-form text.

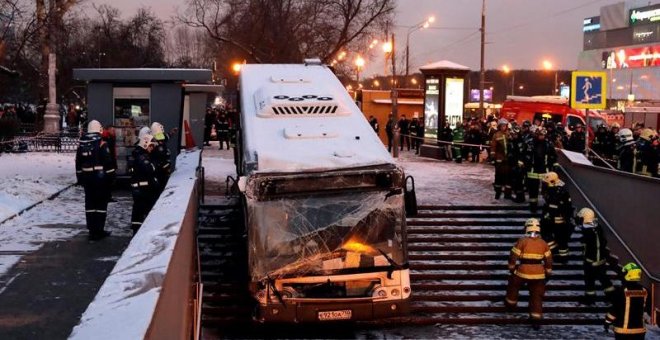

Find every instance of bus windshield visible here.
[247,190,406,281]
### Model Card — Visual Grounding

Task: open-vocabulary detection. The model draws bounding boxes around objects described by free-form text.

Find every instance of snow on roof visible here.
[239,64,393,174]
[505,95,568,105]
[419,60,470,71]
[69,150,201,340]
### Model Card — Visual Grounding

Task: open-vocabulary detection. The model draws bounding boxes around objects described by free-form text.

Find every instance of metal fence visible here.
[1,132,80,153]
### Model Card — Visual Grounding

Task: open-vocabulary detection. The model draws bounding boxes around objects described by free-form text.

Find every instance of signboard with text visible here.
[630,4,660,26]
[445,78,465,128]
[571,71,607,110]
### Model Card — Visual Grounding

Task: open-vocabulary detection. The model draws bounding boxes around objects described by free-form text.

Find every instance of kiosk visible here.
[418,61,470,160]
[73,68,221,176]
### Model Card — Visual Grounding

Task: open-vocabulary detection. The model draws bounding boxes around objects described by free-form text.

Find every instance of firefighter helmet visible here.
[577,207,596,224]
[524,218,541,234]
[542,171,563,186]
[498,118,509,126]
[138,126,151,140]
[138,134,156,150]
[87,120,102,134]
[150,122,166,141]
[622,262,642,282]
[640,128,658,141]
[611,122,621,129]
[617,128,634,143]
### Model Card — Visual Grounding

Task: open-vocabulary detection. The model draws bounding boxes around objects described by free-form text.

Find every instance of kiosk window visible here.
[113,88,151,175]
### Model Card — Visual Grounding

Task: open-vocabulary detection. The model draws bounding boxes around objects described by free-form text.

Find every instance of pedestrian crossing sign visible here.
[571,71,607,109]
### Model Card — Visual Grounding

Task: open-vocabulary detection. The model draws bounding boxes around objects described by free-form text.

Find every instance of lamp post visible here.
[502,65,514,96]
[543,60,557,95]
[405,15,435,80]
[355,56,365,83]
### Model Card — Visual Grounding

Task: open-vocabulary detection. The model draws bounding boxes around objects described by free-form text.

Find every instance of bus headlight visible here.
[391,288,400,297]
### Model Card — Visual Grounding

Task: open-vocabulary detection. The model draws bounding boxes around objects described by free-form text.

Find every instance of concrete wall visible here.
[86,83,113,126]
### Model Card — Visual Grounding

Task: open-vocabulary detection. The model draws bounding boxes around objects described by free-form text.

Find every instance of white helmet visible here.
[577,207,596,225]
[150,122,165,141]
[498,118,509,126]
[617,128,634,143]
[87,120,102,134]
[138,134,155,150]
[138,126,151,140]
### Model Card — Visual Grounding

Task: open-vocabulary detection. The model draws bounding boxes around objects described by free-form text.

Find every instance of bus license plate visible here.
[318,309,352,321]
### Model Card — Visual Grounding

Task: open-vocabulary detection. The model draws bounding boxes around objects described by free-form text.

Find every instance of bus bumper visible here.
[256,297,410,323]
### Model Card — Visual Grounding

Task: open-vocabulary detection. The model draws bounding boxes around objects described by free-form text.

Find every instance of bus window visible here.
[566,115,584,130]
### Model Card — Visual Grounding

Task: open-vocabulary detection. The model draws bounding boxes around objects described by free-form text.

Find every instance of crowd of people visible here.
[75,120,171,240]
[204,107,237,150]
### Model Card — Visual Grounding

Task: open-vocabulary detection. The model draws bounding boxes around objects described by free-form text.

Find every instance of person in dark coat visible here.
[604,263,647,339]
[439,121,453,161]
[567,123,586,152]
[398,114,410,151]
[129,134,159,235]
[215,112,231,150]
[409,115,421,153]
[575,208,615,305]
[75,120,115,241]
[385,114,395,153]
[368,115,379,133]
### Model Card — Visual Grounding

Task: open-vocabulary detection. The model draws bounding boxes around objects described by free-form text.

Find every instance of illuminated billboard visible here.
[583,16,600,32]
[423,78,440,139]
[602,45,660,69]
[469,89,492,102]
[630,4,660,26]
[445,78,464,128]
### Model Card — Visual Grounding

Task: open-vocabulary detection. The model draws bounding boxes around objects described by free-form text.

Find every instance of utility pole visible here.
[479,0,486,118]
[391,33,399,158]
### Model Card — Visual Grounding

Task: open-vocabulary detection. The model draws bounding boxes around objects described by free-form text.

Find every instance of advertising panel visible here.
[571,71,607,110]
[469,89,492,102]
[445,78,464,128]
[423,78,440,139]
[601,45,660,69]
[583,16,601,32]
[560,85,570,99]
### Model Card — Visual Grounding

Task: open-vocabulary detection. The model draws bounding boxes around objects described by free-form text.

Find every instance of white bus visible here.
[235,61,410,322]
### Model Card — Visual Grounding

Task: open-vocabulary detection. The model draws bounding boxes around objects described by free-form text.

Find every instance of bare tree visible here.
[177,0,395,66]
[165,25,216,68]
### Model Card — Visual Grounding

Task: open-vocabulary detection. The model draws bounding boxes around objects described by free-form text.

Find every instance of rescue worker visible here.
[604,263,648,339]
[466,120,483,163]
[505,218,553,330]
[130,134,159,235]
[215,112,231,150]
[490,118,512,199]
[150,122,172,194]
[524,128,558,213]
[567,123,586,152]
[75,120,115,241]
[592,124,609,157]
[508,125,527,203]
[556,122,568,148]
[545,121,562,148]
[540,172,573,262]
[576,208,615,305]
[616,128,637,173]
[608,123,621,161]
[636,128,659,177]
[203,108,216,146]
[452,121,465,163]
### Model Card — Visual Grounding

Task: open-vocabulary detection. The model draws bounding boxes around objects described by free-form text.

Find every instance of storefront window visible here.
[113,87,150,175]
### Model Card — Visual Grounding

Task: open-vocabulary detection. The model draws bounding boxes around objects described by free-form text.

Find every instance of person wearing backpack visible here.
[75,120,116,241]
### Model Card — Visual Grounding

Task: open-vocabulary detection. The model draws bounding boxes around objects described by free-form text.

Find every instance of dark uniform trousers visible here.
[131,184,158,233]
[494,160,512,197]
[584,261,614,298]
[526,172,543,211]
[84,183,110,235]
[511,163,526,201]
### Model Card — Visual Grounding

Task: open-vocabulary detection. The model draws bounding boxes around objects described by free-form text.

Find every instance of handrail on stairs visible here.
[558,164,659,325]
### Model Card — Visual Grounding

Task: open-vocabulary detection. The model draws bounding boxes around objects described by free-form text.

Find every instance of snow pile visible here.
[69,150,201,340]
[396,151,508,206]
[0,152,75,222]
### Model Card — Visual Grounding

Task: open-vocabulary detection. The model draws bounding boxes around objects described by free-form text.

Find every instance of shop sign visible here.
[630,4,660,25]
[583,16,600,32]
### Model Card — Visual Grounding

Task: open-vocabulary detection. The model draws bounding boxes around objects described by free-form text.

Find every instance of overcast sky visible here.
[88,0,654,75]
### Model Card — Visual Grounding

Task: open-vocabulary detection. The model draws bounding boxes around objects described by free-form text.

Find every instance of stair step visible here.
[417,205,528,211]
[411,305,606,314]
[410,273,616,280]
[414,212,536,218]
[408,244,583,252]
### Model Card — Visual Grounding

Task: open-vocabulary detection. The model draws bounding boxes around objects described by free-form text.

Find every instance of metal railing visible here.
[0,132,80,153]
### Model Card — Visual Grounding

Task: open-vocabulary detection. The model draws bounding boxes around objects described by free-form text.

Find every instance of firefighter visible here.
[616,128,637,173]
[540,172,573,262]
[604,263,648,339]
[130,134,159,235]
[636,128,659,177]
[452,121,465,163]
[490,118,512,199]
[608,123,621,162]
[150,122,172,194]
[567,123,587,152]
[508,125,527,203]
[75,120,115,241]
[576,208,615,305]
[524,128,558,213]
[505,218,553,330]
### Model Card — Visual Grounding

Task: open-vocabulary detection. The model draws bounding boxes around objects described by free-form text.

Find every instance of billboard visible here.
[571,71,607,110]
[583,16,600,32]
[423,78,440,139]
[469,89,492,102]
[602,45,660,69]
[445,78,464,128]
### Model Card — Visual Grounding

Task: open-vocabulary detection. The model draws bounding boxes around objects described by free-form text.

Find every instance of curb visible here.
[0,183,76,225]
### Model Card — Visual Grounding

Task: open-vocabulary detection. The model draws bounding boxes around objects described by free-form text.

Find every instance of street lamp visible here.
[406,15,435,79]
[355,56,365,82]
[543,59,557,95]
[231,62,243,74]
[502,64,515,96]
[373,79,380,89]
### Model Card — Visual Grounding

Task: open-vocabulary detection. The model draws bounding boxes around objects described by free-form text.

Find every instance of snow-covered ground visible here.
[0,152,76,222]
